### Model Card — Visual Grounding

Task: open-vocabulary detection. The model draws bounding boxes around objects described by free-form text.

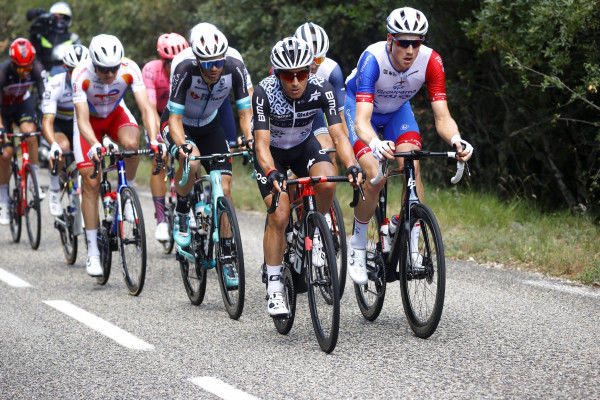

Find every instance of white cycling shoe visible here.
[312,233,325,267]
[0,203,10,225]
[267,292,289,316]
[348,246,368,285]
[155,221,170,241]
[86,255,103,277]
[48,190,63,216]
[123,201,135,223]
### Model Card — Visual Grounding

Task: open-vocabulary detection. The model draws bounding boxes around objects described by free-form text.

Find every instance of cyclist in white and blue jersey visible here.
[344,7,473,285]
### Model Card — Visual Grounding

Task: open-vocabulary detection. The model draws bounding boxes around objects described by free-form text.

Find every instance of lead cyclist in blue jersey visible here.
[344,7,473,285]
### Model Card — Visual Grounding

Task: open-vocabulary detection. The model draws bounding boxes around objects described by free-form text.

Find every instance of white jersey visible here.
[71,57,146,118]
[41,72,74,120]
[170,46,253,89]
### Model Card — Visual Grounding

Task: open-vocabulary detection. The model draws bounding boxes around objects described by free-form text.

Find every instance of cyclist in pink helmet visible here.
[142,32,188,242]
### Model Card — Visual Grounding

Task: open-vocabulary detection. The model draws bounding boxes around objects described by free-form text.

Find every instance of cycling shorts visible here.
[345,92,421,160]
[253,134,333,199]
[1,97,37,131]
[74,104,138,169]
[53,118,74,148]
[163,113,232,175]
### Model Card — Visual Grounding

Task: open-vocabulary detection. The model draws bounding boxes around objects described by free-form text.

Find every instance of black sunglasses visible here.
[95,65,120,74]
[392,38,423,49]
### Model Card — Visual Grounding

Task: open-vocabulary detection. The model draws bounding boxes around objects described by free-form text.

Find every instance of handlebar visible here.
[370,150,470,185]
[90,148,156,179]
[267,175,365,214]
[50,150,73,176]
[178,150,250,186]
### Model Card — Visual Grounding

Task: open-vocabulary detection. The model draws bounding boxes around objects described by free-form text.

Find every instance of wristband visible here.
[265,168,277,178]
[450,134,461,146]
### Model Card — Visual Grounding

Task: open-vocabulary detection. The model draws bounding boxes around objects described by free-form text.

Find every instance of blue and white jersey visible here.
[314,57,345,112]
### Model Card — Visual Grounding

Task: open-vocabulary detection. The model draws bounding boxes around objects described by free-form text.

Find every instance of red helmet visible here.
[9,38,36,66]
[156,33,189,60]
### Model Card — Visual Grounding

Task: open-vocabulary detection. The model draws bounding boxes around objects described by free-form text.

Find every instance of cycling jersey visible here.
[312,57,345,136]
[142,59,169,113]
[167,56,250,127]
[41,71,73,120]
[345,41,446,113]
[252,74,341,149]
[0,60,45,106]
[71,57,145,118]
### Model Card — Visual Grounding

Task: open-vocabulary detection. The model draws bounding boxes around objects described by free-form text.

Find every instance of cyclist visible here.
[344,7,473,285]
[166,23,252,259]
[41,43,89,216]
[293,22,346,163]
[72,34,160,277]
[253,37,362,316]
[142,32,188,242]
[0,38,46,225]
[168,22,254,147]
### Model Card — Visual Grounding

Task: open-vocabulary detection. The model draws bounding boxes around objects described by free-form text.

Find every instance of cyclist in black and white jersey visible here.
[41,43,88,216]
[166,23,252,248]
[253,37,363,316]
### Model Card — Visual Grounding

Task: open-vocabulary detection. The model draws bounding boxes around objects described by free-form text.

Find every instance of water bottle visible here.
[103,191,116,222]
[286,224,296,264]
[201,185,212,204]
[380,218,391,253]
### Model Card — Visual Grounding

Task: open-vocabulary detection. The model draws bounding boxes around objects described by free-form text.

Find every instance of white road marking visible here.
[0,268,33,288]
[188,376,260,400]
[43,300,154,351]
[523,280,600,298]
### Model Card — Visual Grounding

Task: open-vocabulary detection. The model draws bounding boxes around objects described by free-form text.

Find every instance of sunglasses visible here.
[95,65,120,74]
[392,38,423,49]
[276,68,310,83]
[314,56,324,65]
[198,59,225,70]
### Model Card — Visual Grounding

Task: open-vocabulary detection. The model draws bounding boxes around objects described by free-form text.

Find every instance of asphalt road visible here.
[1,176,599,399]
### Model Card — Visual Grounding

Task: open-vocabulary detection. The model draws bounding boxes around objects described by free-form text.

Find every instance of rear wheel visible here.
[399,203,445,338]
[8,165,22,243]
[118,187,146,296]
[306,211,340,353]
[215,196,245,320]
[354,206,386,321]
[329,197,347,298]
[179,248,208,305]
[24,167,41,249]
[57,172,77,264]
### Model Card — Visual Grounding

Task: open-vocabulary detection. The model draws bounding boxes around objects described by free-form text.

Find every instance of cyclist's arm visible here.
[321,82,354,168]
[431,100,471,161]
[167,61,192,149]
[252,85,275,173]
[41,113,56,144]
[236,107,252,142]
[231,58,253,142]
[168,112,186,147]
[254,128,276,174]
[74,101,98,146]
[133,88,158,142]
[41,76,59,144]
[355,101,378,144]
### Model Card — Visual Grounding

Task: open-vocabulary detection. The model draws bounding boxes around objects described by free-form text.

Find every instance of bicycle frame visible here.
[7,132,41,217]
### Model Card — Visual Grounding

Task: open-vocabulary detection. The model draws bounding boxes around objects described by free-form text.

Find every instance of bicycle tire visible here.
[272,266,296,334]
[24,166,41,250]
[96,221,113,285]
[8,165,22,243]
[214,196,245,320]
[330,197,347,298]
[305,211,340,353]
[354,206,387,321]
[118,186,146,296]
[162,200,175,254]
[399,203,446,338]
[179,253,207,305]
[57,172,78,265]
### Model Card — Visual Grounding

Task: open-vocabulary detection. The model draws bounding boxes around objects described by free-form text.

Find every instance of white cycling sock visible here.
[49,173,60,191]
[266,264,283,295]
[410,222,421,256]
[350,216,369,250]
[86,229,99,257]
[0,184,8,204]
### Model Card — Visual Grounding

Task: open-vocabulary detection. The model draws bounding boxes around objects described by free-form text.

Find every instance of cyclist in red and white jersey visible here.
[0,38,46,225]
[72,34,160,277]
[344,7,473,284]
[142,32,188,242]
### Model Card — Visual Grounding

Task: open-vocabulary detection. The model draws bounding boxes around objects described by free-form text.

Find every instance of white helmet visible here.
[387,7,428,36]
[270,37,314,71]
[294,22,329,59]
[189,23,228,59]
[62,44,89,68]
[50,1,72,17]
[89,34,124,68]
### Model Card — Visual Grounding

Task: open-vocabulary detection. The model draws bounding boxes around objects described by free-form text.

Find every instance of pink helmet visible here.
[156,33,189,60]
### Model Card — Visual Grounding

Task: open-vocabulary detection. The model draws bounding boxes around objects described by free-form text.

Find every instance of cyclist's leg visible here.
[18,98,40,181]
[145,122,168,237]
[112,105,140,182]
[0,117,14,224]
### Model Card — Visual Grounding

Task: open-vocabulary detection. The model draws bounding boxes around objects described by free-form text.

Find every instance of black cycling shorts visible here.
[253,134,333,199]
[1,97,37,131]
[163,112,231,175]
[53,118,74,147]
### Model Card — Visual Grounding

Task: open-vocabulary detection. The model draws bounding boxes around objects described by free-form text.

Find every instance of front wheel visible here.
[399,203,446,338]
[215,196,245,320]
[57,172,77,265]
[8,165,22,243]
[162,198,175,254]
[24,167,41,249]
[329,197,347,298]
[306,211,340,353]
[272,266,296,334]
[118,187,146,296]
[96,222,113,285]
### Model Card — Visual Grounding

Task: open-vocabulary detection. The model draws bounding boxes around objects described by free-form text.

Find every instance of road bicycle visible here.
[90,146,162,296]
[355,149,467,338]
[1,131,43,249]
[50,150,84,264]
[159,155,176,254]
[176,150,249,320]
[266,175,363,353]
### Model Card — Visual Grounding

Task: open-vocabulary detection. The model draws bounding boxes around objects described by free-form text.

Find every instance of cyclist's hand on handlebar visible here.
[266,169,286,193]
[177,143,193,160]
[369,137,395,161]
[49,141,63,163]
[87,142,104,163]
[101,136,118,153]
[451,135,473,163]
[346,165,364,188]
[150,140,167,160]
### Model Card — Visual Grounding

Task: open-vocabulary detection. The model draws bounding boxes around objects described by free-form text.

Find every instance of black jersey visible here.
[252,74,341,149]
[168,55,250,127]
[0,60,45,106]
